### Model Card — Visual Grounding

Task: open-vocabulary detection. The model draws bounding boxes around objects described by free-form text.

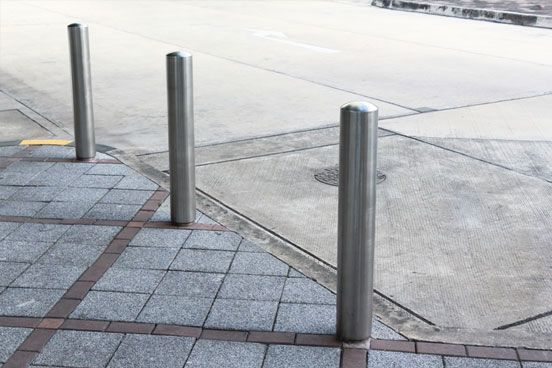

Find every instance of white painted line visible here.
[248,29,340,54]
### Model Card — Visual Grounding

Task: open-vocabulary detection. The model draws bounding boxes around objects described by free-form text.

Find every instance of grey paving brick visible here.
[94,268,165,293]
[264,345,341,368]
[0,145,24,156]
[288,269,306,278]
[59,225,121,245]
[0,172,37,186]
[274,303,335,334]
[281,278,335,304]
[115,247,178,270]
[0,221,20,240]
[0,287,66,317]
[109,334,195,368]
[205,299,278,331]
[10,186,61,201]
[523,363,552,368]
[37,242,105,266]
[115,175,158,190]
[54,187,108,203]
[170,249,234,273]
[12,263,85,289]
[372,319,406,340]
[0,261,29,286]
[70,174,123,189]
[184,230,241,251]
[196,213,219,225]
[0,200,46,216]
[84,203,142,220]
[71,291,149,322]
[0,185,18,200]
[130,228,191,248]
[0,240,52,263]
[100,189,154,205]
[87,164,136,176]
[137,295,212,326]
[6,223,70,243]
[27,145,73,158]
[28,172,80,187]
[35,200,95,219]
[34,330,123,368]
[47,162,94,175]
[4,161,53,174]
[0,327,33,363]
[369,351,444,368]
[230,252,289,276]
[238,240,266,253]
[185,340,265,368]
[155,271,223,298]
[218,274,285,301]
[445,357,520,368]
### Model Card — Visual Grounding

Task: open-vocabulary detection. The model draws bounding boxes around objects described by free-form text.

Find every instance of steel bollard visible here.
[167,51,196,224]
[336,101,378,342]
[68,23,96,159]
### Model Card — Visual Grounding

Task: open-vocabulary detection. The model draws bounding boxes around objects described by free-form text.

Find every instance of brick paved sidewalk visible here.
[0,144,551,367]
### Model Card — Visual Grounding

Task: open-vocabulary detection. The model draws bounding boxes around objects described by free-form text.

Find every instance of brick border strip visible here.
[3,317,552,366]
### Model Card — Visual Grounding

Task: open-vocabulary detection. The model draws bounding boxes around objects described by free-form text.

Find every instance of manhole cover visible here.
[314,166,386,186]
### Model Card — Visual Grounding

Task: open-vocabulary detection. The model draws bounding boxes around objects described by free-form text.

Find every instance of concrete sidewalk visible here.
[1,144,550,368]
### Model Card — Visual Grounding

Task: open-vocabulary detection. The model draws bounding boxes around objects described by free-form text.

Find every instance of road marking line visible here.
[20,139,72,146]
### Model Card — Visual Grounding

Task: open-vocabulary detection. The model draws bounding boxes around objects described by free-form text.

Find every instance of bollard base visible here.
[342,338,371,350]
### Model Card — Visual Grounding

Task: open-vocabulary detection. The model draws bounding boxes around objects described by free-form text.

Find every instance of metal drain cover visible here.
[314,166,386,186]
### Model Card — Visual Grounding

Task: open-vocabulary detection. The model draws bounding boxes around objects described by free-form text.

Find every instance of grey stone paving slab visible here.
[264,345,341,368]
[26,145,72,158]
[238,240,266,253]
[281,278,335,305]
[184,230,242,251]
[0,172,37,186]
[0,240,52,263]
[28,172,80,187]
[185,340,265,368]
[170,249,234,273]
[109,334,195,368]
[523,363,552,368]
[205,299,278,331]
[218,274,285,301]
[155,271,223,298]
[230,252,289,276]
[11,264,85,289]
[71,291,149,322]
[84,203,142,220]
[0,145,24,156]
[35,200,95,219]
[37,242,105,266]
[196,213,219,225]
[54,187,108,203]
[274,303,335,334]
[94,268,165,293]
[137,295,212,326]
[0,327,32,363]
[70,174,123,189]
[0,221,20,240]
[0,185,18,199]
[4,161,53,174]
[130,228,191,248]
[47,162,94,175]
[0,200,46,216]
[368,351,444,368]
[6,223,70,243]
[115,175,158,190]
[444,357,520,368]
[59,225,121,245]
[115,247,178,270]
[10,186,60,201]
[372,319,406,340]
[100,189,154,205]
[288,269,306,278]
[0,261,29,286]
[0,287,65,316]
[87,164,136,176]
[34,330,123,368]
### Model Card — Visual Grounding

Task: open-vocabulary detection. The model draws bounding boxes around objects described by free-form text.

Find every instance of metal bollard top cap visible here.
[167,51,193,59]
[341,101,378,113]
[68,23,87,28]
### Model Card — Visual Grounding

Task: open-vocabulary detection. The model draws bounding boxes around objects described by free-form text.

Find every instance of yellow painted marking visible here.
[20,139,72,146]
